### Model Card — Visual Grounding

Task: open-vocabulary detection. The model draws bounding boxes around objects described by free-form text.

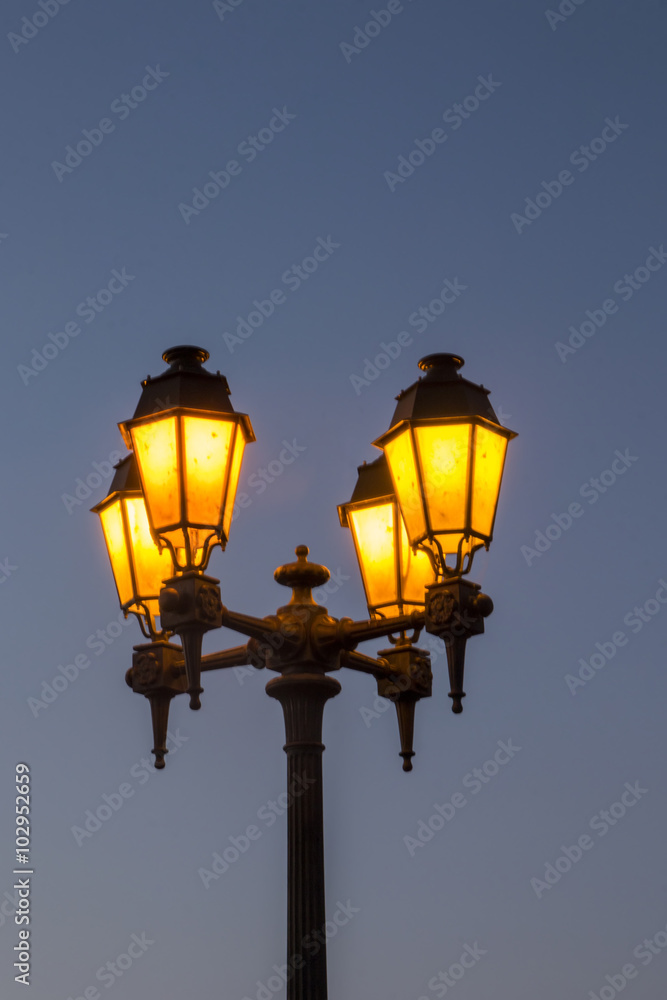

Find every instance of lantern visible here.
[92,454,175,638]
[338,454,435,619]
[119,346,255,572]
[373,354,517,578]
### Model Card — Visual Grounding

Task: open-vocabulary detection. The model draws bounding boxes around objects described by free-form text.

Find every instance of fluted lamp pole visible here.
[92,347,516,1000]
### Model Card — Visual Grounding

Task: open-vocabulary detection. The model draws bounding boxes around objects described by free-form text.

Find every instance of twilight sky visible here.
[2,1,667,998]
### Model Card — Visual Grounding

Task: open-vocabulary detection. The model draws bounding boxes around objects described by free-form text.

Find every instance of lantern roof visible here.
[103,453,139,497]
[388,354,501,427]
[129,346,236,420]
[343,454,393,506]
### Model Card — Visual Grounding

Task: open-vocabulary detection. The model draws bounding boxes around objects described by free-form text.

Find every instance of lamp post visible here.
[93,346,516,1000]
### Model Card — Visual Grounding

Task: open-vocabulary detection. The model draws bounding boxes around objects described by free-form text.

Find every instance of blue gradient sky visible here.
[2,1,667,998]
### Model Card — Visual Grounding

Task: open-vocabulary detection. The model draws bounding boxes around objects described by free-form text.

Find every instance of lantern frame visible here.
[373,354,517,580]
[92,456,175,640]
[338,455,435,621]
[120,404,254,573]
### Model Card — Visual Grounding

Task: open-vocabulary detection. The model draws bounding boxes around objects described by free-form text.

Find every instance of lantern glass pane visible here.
[131,416,180,530]
[471,425,508,538]
[99,499,133,608]
[383,429,427,543]
[222,425,247,539]
[182,415,235,527]
[125,497,173,601]
[414,423,471,532]
[399,516,435,604]
[349,502,397,609]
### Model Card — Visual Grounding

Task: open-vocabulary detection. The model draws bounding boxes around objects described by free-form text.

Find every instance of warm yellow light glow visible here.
[349,502,397,610]
[222,424,247,538]
[471,424,508,538]
[414,423,471,531]
[127,409,252,569]
[125,497,173,604]
[182,415,235,525]
[98,493,174,633]
[379,417,513,576]
[131,416,180,530]
[398,516,435,605]
[383,430,426,541]
[348,499,434,617]
[99,500,133,608]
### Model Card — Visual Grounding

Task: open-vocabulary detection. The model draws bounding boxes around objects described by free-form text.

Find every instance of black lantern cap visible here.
[105,453,140,494]
[129,345,236,419]
[338,454,395,528]
[388,353,501,426]
[346,454,392,503]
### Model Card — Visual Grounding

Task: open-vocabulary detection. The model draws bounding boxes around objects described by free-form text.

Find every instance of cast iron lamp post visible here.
[92,346,516,1000]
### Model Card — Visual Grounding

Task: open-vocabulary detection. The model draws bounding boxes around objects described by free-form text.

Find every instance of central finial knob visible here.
[274,545,330,602]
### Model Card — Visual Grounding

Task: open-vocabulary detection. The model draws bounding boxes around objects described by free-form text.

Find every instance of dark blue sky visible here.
[2,1,667,998]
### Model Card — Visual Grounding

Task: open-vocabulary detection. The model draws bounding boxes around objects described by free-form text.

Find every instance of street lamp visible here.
[373,353,516,579]
[92,346,515,1000]
[370,352,517,716]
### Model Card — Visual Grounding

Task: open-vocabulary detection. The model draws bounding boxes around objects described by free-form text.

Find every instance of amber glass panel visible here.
[471,425,508,539]
[413,423,471,533]
[349,501,397,610]
[131,416,180,530]
[383,429,427,543]
[99,500,133,607]
[182,415,235,527]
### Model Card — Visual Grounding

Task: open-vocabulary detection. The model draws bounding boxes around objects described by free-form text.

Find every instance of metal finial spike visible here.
[148,691,173,769]
[401,752,414,772]
[180,631,204,711]
[450,693,465,714]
